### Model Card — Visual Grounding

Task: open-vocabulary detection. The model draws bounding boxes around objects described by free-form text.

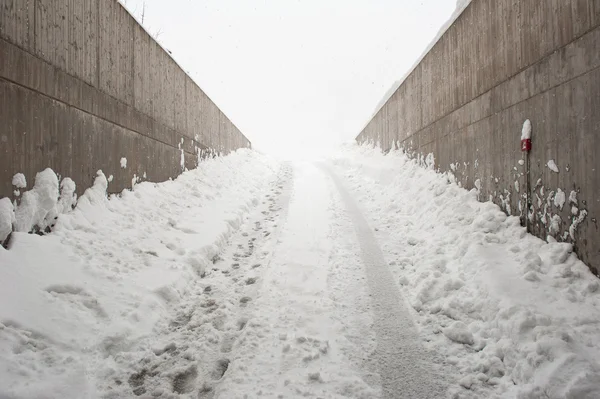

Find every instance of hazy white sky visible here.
[122,0,456,158]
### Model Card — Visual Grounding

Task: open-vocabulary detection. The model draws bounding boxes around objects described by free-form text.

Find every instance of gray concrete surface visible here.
[0,0,250,197]
[356,0,600,274]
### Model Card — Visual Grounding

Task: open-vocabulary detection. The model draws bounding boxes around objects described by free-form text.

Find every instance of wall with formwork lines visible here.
[356,0,600,274]
[0,0,251,198]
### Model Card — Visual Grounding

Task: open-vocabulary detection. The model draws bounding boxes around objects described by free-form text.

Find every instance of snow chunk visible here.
[79,170,109,207]
[554,188,566,210]
[0,198,15,242]
[521,119,532,140]
[547,160,559,173]
[570,210,587,240]
[58,178,77,213]
[568,190,578,205]
[14,169,59,232]
[571,206,579,215]
[120,157,127,169]
[443,321,474,345]
[12,173,27,188]
[518,159,525,166]
[549,214,562,236]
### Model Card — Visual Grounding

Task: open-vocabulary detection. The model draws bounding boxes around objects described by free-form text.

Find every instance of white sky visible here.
[121,0,456,159]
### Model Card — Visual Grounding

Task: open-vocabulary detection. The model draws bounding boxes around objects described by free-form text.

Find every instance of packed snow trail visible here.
[321,165,447,398]
[216,162,447,398]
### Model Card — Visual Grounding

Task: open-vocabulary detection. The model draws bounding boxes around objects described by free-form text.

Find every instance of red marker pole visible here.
[521,120,532,231]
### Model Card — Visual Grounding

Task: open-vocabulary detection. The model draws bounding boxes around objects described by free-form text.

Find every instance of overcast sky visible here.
[122,0,456,158]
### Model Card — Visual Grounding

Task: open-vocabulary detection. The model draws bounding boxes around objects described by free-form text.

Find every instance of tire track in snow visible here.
[322,164,449,399]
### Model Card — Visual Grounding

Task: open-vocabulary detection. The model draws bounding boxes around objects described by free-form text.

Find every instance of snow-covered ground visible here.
[1,144,599,398]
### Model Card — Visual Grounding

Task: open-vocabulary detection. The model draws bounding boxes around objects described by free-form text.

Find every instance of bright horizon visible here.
[121,0,457,158]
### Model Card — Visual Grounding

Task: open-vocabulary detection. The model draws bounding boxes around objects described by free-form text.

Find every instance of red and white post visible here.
[521,119,532,230]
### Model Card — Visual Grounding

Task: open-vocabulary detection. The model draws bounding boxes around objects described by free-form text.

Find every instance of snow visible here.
[0,198,14,242]
[547,159,559,173]
[443,321,475,345]
[554,188,566,210]
[521,119,532,140]
[13,168,59,233]
[11,173,27,188]
[58,177,77,213]
[331,143,600,398]
[0,149,279,398]
[570,210,588,240]
[569,190,578,205]
[120,157,127,168]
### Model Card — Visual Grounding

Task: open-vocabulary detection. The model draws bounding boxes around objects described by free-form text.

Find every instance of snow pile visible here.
[58,177,77,213]
[13,168,59,233]
[332,143,600,398]
[11,173,27,198]
[0,149,279,398]
[0,198,14,243]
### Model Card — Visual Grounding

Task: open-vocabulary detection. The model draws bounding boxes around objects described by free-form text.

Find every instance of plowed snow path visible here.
[217,163,448,398]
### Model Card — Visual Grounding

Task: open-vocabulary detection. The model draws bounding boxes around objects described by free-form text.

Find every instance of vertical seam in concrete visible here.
[96,0,99,89]
[33,0,37,52]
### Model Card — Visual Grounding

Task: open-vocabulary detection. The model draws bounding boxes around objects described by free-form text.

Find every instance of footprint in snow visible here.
[239,297,251,307]
[172,365,198,394]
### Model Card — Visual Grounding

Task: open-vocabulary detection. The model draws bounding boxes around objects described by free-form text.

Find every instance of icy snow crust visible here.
[0,149,279,398]
[332,143,600,399]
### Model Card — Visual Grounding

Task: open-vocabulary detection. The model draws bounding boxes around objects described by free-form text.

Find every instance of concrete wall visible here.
[356,0,600,274]
[0,0,250,198]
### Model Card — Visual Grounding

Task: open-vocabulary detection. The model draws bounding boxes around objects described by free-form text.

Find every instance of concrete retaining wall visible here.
[356,0,600,274]
[0,0,250,198]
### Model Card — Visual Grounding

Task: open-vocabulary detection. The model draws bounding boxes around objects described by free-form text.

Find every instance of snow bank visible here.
[332,143,600,398]
[0,149,279,398]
